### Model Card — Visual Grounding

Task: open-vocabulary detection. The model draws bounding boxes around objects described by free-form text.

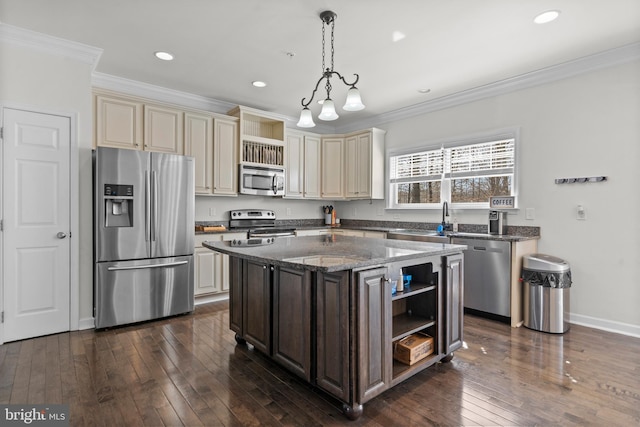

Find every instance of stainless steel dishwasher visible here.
[451,237,511,319]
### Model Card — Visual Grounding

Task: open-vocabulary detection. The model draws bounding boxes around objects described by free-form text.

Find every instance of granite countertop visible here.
[203,234,466,272]
[194,222,539,242]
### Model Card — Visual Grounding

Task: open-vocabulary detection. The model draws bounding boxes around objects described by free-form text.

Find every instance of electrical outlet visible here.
[576,205,586,220]
[354,207,358,216]
[393,214,400,220]
[286,208,291,216]
[209,207,216,217]
[525,208,535,220]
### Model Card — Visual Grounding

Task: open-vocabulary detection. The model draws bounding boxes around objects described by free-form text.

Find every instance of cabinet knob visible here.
[263,265,267,269]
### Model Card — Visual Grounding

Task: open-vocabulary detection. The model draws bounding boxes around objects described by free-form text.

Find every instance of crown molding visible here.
[0,21,102,70]
[91,72,237,114]
[335,42,640,133]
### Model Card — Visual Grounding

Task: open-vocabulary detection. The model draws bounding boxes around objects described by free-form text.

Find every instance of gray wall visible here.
[338,60,640,332]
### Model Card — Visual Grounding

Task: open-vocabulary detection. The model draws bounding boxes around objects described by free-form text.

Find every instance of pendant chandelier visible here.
[297,10,365,128]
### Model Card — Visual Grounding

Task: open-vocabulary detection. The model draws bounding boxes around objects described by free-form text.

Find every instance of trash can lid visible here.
[523,253,570,272]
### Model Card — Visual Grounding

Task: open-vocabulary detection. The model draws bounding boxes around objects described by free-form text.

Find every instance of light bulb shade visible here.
[343,87,365,111]
[318,99,339,121]
[297,108,316,128]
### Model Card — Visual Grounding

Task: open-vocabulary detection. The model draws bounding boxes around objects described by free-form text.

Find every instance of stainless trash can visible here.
[522,254,571,333]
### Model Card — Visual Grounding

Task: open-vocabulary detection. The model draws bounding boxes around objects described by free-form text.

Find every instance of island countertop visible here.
[203,234,466,272]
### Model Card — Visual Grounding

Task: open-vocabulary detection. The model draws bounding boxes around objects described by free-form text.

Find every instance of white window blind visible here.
[390,148,443,184]
[447,139,514,178]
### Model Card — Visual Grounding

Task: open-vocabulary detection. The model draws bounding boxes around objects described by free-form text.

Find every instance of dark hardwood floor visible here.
[1,301,638,426]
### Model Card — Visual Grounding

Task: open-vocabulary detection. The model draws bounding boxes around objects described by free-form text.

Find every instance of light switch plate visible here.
[525,208,535,220]
[577,205,586,220]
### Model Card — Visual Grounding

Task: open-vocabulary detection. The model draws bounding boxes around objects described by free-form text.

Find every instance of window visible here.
[388,133,516,209]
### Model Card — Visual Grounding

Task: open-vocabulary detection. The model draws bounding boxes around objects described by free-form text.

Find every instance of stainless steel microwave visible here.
[239,164,285,196]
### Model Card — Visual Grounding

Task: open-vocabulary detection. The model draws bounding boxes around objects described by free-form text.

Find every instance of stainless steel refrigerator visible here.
[93,147,194,328]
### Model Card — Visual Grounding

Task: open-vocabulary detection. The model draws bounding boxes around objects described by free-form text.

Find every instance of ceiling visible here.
[1,0,639,129]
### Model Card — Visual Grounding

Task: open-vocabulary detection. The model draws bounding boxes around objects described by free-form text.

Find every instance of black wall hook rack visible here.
[554,176,607,184]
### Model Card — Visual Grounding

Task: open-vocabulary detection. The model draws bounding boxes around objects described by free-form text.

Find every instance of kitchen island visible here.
[204,235,465,420]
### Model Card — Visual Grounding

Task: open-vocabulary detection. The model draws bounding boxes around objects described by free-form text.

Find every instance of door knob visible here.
[56,232,67,239]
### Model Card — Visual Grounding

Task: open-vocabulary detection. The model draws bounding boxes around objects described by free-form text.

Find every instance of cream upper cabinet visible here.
[321,136,344,199]
[185,112,213,194]
[286,131,321,199]
[95,93,143,149]
[94,90,184,154]
[144,104,184,154]
[304,135,321,198]
[286,131,304,198]
[213,117,239,195]
[345,128,385,199]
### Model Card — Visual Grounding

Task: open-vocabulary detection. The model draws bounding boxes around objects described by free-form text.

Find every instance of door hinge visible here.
[1,312,3,323]
[0,126,3,139]
[0,219,3,231]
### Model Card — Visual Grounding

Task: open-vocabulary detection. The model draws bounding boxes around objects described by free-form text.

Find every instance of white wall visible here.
[0,39,96,326]
[338,60,640,332]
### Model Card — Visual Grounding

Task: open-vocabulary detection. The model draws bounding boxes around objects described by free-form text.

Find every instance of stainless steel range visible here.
[229,209,296,238]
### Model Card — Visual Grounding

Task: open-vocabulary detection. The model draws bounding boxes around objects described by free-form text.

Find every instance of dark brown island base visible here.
[204,234,466,420]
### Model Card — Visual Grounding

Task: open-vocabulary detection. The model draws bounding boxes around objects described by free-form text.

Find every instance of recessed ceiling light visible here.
[418,89,431,94]
[392,31,406,42]
[154,51,174,61]
[252,81,267,88]
[534,10,560,24]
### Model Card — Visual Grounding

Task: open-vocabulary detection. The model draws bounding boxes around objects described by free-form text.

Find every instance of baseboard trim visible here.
[570,313,640,338]
[195,293,229,306]
[78,317,95,330]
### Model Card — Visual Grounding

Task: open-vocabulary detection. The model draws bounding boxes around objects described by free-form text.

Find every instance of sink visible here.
[386,229,449,243]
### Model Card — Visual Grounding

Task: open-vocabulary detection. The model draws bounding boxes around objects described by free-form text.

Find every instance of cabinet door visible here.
[285,132,304,197]
[316,271,350,401]
[144,104,184,154]
[213,118,238,195]
[272,267,312,381]
[357,267,392,403]
[345,133,372,198]
[95,94,143,149]
[243,259,271,354]
[304,135,321,198]
[185,112,213,194]
[229,256,243,335]
[194,247,216,296]
[445,254,464,354]
[321,137,344,198]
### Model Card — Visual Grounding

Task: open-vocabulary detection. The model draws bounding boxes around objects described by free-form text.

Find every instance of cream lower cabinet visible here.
[194,233,246,297]
[330,229,387,238]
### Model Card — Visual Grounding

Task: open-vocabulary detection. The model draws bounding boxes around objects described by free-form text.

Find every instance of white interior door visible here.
[2,108,70,342]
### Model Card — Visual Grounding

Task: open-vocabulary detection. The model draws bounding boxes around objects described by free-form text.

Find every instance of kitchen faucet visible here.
[441,201,452,231]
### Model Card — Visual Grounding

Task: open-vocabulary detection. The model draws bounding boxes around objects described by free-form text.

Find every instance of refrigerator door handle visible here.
[152,170,158,242]
[107,260,189,271]
[145,170,151,242]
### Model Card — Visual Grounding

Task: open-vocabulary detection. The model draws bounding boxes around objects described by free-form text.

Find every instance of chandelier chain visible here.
[330,18,335,72]
[321,22,326,73]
